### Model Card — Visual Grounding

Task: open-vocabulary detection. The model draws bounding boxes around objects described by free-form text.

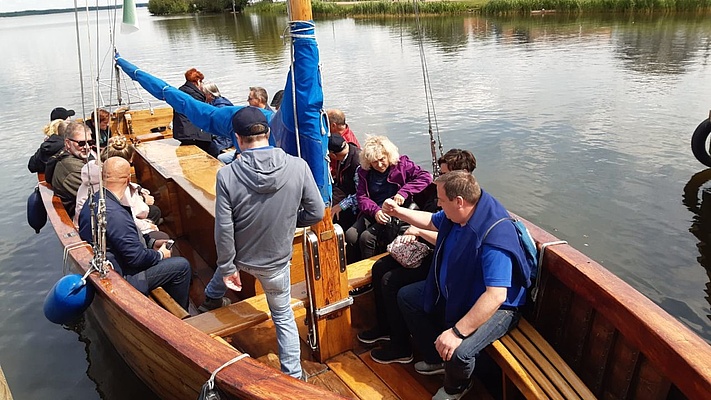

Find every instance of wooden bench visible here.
[487,319,596,400]
[149,287,190,320]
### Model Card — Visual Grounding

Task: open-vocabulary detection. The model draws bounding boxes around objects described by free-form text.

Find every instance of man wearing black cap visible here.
[200,106,325,380]
[50,107,75,121]
[328,133,361,231]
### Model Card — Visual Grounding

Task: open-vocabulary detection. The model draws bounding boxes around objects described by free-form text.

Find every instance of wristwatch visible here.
[452,325,469,340]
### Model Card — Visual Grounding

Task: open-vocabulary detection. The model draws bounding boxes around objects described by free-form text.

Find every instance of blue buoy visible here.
[27,186,47,234]
[43,274,95,325]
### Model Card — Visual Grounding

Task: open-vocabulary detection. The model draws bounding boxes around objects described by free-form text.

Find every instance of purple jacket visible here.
[356,155,433,217]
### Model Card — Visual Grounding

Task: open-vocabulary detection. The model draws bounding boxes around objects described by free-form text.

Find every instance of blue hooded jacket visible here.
[423,189,528,327]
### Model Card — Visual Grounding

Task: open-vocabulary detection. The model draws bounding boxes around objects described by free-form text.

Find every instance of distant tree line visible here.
[148,0,249,14]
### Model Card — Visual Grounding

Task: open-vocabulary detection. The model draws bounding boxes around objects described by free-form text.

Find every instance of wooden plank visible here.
[327,352,399,400]
[185,281,308,337]
[0,364,13,400]
[359,351,432,400]
[579,312,615,395]
[500,335,566,400]
[559,295,593,370]
[346,253,388,290]
[629,357,671,400]
[532,274,572,349]
[150,287,189,319]
[486,339,548,400]
[257,353,360,398]
[517,320,596,400]
[600,335,639,400]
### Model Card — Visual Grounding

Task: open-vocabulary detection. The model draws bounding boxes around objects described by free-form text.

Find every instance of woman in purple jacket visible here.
[344,135,432,260]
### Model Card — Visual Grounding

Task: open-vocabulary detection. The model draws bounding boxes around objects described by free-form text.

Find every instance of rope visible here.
[412,0,443,176]
[203,354,250,393]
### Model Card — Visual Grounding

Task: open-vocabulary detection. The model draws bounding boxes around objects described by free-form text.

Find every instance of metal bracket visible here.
[314,297,354,318]
[532,240,568,302]
[304,230,320,280]
[333,223,347,273]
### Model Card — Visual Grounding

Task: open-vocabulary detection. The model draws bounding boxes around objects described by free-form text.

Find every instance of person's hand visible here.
[375,209,391,225]
[382,198,399,215]
[143,193,155,206]
[158,243,172,259]
[332,203,342,220]
[435,328,462,361]
[153,239,167,250]
[223,272,242,292]
[393,193,405,206]
[404,226,420,237]
[398,234,417,244]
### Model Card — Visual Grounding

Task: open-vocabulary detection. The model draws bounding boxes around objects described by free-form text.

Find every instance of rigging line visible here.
[412,0,443,176]
[73,0,88,120]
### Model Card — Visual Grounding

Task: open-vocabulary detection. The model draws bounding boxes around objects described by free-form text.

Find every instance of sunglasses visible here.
[68,138,96,147]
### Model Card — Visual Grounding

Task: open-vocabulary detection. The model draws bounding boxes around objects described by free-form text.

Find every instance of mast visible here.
[286,0,353,362]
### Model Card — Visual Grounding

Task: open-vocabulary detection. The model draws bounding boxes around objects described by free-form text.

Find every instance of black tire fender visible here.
[691,118,711,167]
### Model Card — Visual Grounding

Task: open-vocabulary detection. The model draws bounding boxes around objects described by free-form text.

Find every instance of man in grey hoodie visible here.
[200,106,325,380]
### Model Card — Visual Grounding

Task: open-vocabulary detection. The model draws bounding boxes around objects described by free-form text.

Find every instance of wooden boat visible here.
[38,2,711,400]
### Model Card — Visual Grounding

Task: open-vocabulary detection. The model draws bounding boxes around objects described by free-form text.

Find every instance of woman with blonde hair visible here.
[28,119,68,173]
[344,135,432,260]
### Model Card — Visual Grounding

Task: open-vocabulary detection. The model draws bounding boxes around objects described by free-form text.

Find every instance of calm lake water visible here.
[1,7,710,399]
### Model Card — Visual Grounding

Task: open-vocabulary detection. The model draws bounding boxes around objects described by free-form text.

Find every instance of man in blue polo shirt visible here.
[382,170,527,400]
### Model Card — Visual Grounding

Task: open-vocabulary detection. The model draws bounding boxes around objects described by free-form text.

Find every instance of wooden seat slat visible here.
[346,253,388,290]
[488,339,548,399]
[516,320,596,399]
[499,334,567,400]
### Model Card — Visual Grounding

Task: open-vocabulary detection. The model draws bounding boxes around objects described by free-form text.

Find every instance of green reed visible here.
[481,0,711,14]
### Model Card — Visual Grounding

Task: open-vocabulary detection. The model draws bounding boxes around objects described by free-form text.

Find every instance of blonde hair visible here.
[43,119,67,137]
[101,136,134,162]
[360,135,400,170]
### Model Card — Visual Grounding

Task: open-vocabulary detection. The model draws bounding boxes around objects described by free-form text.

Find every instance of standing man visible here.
[173,68,217,156]
[199,107,325,380]
[327,109,360,148]
[383,171,527,400]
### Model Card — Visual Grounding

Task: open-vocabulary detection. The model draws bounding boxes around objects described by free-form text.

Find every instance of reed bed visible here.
[482,0,711,14]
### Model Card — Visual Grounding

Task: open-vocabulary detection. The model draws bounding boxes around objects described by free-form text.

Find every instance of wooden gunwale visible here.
[519,215,711,399]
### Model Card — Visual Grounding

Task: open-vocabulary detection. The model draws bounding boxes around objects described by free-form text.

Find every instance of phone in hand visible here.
[165,239,175,250]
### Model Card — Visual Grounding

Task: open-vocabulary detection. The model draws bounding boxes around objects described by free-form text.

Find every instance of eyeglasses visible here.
[68,138,96,147]
[247,96,255,101]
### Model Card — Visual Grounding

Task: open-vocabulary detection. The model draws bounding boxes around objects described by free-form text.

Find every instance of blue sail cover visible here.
[272,21,331,204]
[114,56,274,149]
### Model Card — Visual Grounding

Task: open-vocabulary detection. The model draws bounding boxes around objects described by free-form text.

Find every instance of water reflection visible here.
[682,169,711,326]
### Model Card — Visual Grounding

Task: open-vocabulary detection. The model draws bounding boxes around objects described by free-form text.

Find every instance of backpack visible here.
[481,217,539,289]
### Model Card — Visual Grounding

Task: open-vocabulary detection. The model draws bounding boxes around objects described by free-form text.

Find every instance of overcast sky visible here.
[0,1,123,13]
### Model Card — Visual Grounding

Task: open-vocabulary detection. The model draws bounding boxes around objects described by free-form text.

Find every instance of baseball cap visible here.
[231,107,269,136]
[50,107,75,121]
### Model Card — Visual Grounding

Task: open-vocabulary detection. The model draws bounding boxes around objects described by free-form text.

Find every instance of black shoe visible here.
[198,296,231,313]
[370,346,413,364]
[357,328,390,344]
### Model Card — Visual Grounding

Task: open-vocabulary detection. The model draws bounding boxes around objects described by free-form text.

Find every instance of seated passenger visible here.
[51,122,94,219]
[359,149,478,365]
[28,119,68,173]
[329,133,361,231]
[78,157,191,310]
[344,135,432,260]
[50,107,75,121]
[173,68,218,157]
[327,109,360,148]
[270,89,284,111]
[74,137,162,233]
[247,86,272,112]
[84,108,110,147]
[202,82,235,157]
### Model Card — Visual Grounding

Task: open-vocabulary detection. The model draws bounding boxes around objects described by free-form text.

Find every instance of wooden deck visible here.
[0,365,13,400]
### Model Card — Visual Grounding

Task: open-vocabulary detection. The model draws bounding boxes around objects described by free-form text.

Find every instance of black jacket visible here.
[172,81,211,143]
[85,119,109,147]
[28,135,64,173]
[333,143,360,203]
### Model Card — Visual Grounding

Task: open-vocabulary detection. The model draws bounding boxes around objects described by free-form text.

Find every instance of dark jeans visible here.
[372,254,432,352]
[138,257,191,310]
[398,281,519,391]
[345,214,383,260]
[147,204,162,224]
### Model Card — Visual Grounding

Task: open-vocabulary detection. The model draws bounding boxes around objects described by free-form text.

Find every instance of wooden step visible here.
[327,351,399,400]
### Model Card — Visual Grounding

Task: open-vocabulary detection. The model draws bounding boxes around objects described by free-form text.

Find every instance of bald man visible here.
[78,157,191,309]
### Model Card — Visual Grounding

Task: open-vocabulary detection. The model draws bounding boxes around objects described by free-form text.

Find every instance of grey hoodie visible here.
[215,147,325,276]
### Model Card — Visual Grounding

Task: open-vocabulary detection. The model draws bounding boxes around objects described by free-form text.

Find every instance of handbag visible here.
[387,235,432,269]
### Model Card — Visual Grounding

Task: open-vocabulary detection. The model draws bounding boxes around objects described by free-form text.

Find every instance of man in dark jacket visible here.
[78,157,191,309]
[328,133,360,231]
[172,68,217,156]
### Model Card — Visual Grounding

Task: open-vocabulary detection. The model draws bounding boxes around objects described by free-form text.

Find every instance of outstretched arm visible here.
[382,198,436,231]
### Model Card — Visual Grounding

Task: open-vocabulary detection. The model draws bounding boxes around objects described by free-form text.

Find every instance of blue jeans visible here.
[398,280,519,391]
[139,256,191,310]
[217,149,237,164]
[205,263,302,378]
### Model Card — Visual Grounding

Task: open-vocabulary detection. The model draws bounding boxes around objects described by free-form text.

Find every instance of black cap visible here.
[328,133,347,153]
[231,107,269,136]
[50,107,75,121]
